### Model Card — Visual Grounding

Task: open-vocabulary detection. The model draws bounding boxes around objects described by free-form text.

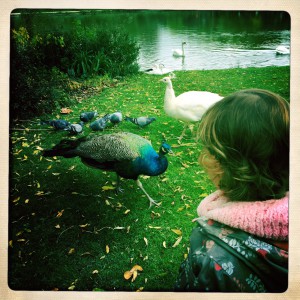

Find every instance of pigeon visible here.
[108,112,123,125]
[80,111,98,122]
[125,116,156,128]
[64,121,84,135]
[40,119,71,130]
[89,114,110,131]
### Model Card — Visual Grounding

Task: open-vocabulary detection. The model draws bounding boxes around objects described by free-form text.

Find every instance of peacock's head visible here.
[160,141,173,155]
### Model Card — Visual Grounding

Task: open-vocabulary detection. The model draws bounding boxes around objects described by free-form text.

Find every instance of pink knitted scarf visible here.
[197,190,289,241]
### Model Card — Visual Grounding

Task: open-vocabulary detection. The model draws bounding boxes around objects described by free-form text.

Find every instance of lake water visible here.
[11,10,291,71]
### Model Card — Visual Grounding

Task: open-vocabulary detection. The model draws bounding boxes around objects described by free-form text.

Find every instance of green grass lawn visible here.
[8,66,290,291]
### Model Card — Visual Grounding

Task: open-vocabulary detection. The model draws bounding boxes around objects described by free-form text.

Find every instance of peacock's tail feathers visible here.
[43,136,88,158]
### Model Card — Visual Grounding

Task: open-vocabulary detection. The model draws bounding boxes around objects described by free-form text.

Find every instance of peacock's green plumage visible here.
[43,132,172,207]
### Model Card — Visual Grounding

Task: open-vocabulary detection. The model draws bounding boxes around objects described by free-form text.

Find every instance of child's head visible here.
[197,89,289,201]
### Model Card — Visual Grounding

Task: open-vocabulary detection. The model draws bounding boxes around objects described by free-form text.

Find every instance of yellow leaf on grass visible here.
[79,223,89,228]
[92,270,99,274]
[130,265,143,272]
[102,185,115,191]
[68,248,75,254]
[144,237,148,246]
[163,241,167,248]
[148,226,161,230]
[172,236,183,248]
[124,271,132,280]
[132,270,138,282]
[124,209,130,215]
[171,229,182,236]
[22,142,29,147]
[68,285,75,291]
[106,245,110,253]
[56,209,64,218]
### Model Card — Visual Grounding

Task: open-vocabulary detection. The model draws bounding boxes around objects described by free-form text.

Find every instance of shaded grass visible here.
[8,66,290,291]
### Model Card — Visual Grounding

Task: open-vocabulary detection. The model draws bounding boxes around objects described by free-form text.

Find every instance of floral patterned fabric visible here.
[174,217,288,292]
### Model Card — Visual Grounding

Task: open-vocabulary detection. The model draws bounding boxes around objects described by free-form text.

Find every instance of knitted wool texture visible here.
[197,190,288,241]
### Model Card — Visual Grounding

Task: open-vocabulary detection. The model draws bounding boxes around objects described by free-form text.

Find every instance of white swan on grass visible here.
[160,73,223,141]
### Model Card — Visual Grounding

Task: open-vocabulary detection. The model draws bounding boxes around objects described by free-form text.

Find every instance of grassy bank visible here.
[9,66,290,291]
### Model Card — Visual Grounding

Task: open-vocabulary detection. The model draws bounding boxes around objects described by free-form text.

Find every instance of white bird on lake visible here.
[160,74,223,141]
[172,42,187,57]
[275,45,290,55]
[144,63,173,75]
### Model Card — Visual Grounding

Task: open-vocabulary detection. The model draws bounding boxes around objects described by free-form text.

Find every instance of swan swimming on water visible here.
[172,42,187,57]
[275,45,290,55]
[144,63,173,75]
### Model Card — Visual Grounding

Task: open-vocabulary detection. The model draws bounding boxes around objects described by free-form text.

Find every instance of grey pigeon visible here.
[80,111,98,122]
[89,114,110,131]
[109,112,123,125]
[40,119,71,130]
[125,116,156,128]
[64,121,84,135]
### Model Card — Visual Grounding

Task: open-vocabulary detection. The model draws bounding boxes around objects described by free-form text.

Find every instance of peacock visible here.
[42,132,172,207]
[172,42,187,57]
[160,74,223,140]
[125,116,156,128]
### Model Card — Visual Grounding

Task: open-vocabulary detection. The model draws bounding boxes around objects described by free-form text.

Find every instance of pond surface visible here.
[11,10,291,71]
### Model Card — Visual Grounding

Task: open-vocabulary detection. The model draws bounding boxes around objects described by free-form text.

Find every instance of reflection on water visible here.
[11,10,290,71]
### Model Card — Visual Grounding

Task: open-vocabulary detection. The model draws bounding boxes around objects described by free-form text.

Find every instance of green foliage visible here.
[8,67,289,291]
[10,26,140,120]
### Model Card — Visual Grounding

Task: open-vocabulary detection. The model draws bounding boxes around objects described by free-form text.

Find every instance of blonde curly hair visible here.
[197,89,289,201]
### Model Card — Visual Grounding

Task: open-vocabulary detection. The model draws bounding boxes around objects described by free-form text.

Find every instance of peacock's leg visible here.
[115,174,124,194]
[178,123,188,142]
[136,179,161,208]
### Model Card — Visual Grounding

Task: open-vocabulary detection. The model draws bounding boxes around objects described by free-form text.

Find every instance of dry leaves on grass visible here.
[60,107,73,114]
[124,265,143,282]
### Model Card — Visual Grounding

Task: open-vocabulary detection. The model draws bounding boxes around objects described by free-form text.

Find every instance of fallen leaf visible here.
[68,248,75,254]
[143,237,148,246]
[124,209,130,215]
[124,271,132,280]
[132,270,138,282]
[106,245,110,253]
[68,285,75,291]
[130,265,143,272]
[79,223,89,228]
[60,107,73,114]
[163,241,167,248]
[92,270,99,274]
[172,236,183,248]
[102,185,115,191]
[148,226,161,230]
[56,210,64,218]
[171,229,182,236]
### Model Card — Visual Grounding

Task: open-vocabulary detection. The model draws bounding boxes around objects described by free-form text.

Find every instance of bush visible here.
[10,26,140,119]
